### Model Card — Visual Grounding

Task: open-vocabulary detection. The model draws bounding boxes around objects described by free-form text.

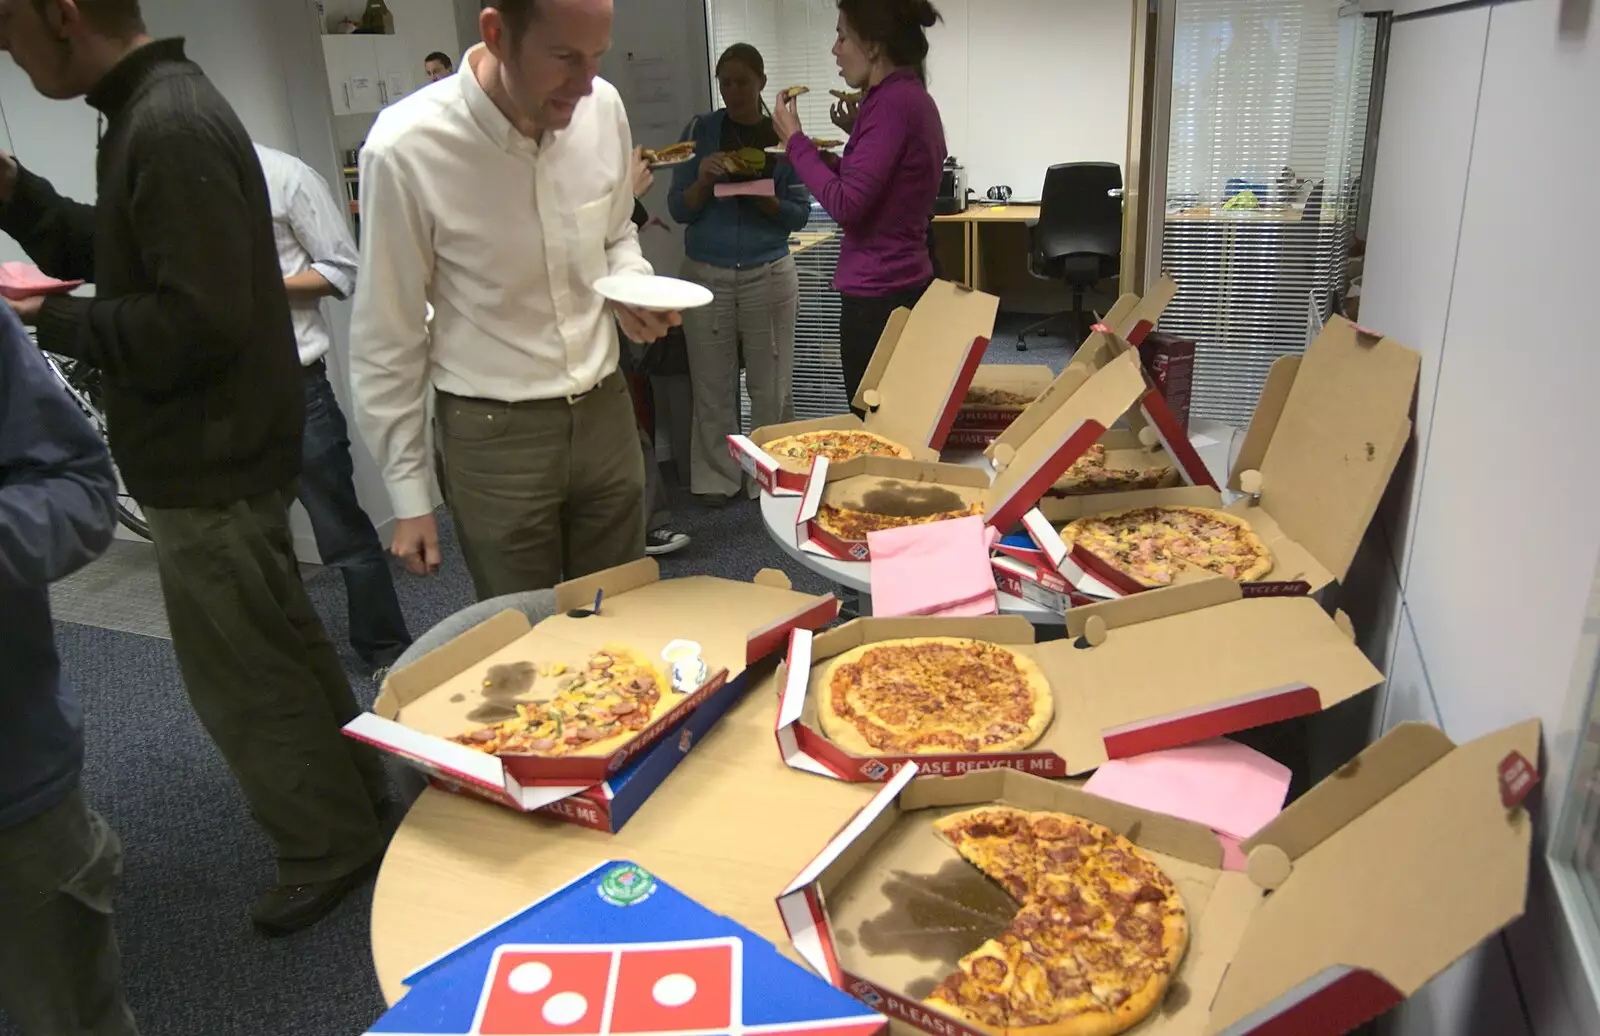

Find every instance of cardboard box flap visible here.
[1248,318,1422,583]
[376,610,532,715]
[1209,721,1541,1032]
[553,557,659,614]
[984,351,1152,525]
[859,281,999,449]
[1240,722,1457,862]
[813,615,1039,659]
[854,307,914,413]
[1066,579,1243,637]
[1228,355,1300,495]
[1040,597,1384,743]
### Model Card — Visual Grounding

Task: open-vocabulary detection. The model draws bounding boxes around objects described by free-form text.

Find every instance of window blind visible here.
[705,0,852,422]
[1157,0,1378,427]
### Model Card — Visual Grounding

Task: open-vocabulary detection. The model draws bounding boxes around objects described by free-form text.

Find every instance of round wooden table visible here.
[369,667,875,1004]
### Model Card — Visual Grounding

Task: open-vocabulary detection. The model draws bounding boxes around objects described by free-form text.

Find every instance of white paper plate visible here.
[594,275,713,312]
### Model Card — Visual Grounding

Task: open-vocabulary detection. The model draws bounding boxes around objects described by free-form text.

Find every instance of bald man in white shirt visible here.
[350,0,678,599]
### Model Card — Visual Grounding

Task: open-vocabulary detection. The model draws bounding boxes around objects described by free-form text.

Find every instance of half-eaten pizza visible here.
[642,141,695,165]
[815,501,984,542]
[927,807,1189,1036]
[818,637,1053,755]
[1061,505,1273,586]
[450,646,672,757]
[1050,444,1174,497]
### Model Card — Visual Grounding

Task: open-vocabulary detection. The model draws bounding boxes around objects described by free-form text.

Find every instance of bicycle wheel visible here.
[41,350,151,541]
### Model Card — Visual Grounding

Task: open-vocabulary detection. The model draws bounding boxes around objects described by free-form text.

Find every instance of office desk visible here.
[788,230,838,256]
[935,204,1042,292]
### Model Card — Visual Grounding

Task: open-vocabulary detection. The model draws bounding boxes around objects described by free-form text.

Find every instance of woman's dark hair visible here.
[715,43,767,81]
[837,0,942,69]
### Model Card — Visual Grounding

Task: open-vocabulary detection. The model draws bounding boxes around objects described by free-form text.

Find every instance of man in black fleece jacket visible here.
[0,1,388,935]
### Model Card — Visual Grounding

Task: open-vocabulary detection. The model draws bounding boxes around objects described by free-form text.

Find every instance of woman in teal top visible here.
[669,44,812,505]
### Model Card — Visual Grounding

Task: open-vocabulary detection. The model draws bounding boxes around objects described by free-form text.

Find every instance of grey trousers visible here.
[0,788,139,1035]
[680,255,800,497]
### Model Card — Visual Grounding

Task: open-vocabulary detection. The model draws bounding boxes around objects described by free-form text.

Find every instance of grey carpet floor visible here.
[1,319,1077,1036]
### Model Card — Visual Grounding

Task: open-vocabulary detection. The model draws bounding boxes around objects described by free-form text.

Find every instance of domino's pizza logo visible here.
[860,760,889,781]
[679,729,694,753]
[850,981,882,1007]
[598,864,658,908]
[849,544,869,561]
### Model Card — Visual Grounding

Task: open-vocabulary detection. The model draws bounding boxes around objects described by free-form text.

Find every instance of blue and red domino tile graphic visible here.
[368,860,888,1036]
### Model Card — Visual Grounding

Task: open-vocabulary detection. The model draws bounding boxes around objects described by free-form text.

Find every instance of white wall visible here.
[1359,1,1600,1033]
[0,0,395,561]
[928,0,1135,201]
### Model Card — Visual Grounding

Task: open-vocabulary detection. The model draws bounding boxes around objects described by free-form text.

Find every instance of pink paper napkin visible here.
[714,179,777,198]
[868,515,1000,618]
[0,262,84,300]
[1082,739,1292,871]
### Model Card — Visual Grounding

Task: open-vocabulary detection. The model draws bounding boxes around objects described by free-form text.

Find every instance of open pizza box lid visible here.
[1224,316,1421,591]
[1014,317,1423,601]
[342,559,838,811]
[776,718,1540,1036]
[774,581,1382,781]
[730,281,999,495]
[792,352,1155,562]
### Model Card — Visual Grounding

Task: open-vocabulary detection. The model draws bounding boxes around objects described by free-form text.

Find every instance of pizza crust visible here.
[816,638,1053,756]
[813,501,986,542]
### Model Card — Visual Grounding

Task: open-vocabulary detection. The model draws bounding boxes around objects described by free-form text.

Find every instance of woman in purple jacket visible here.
[774,0,947,406]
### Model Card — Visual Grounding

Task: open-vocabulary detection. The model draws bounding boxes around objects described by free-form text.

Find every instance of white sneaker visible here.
[646,529,691,556]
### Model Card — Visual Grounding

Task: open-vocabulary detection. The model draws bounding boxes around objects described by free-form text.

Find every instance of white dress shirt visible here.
[350,45,652,520]
[253,144,360,367]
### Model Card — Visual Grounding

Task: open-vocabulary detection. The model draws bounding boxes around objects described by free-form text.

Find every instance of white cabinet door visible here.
[372,36,416,108]
[323,35,382,115]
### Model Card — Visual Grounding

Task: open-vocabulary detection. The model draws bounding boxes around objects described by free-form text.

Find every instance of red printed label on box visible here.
[1499,751,1540,809]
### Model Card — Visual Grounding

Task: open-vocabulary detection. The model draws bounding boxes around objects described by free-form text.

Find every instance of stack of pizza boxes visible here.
[777,718,1542,1036]
[728,279,1000,496]
[1000,315,1422,611]
[790,284,1201,563]
[342,559,837,833]
[774,579,1385,783]
[366,859,888,1036]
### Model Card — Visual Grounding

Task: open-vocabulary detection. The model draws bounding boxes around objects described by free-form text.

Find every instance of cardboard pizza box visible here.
[729,281,999,495]
[368,859,888,1036]
[793,351,1155,562]
[983,279,1214,495]
[1012,318,1422,601]
[777,718,1541,1036]
[950,365,1057,440]
[343,560,837,826]
[774,583,1383,782]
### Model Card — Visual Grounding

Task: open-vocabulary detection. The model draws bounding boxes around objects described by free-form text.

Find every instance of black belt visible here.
[439,375,609,410]
[304,358,327,377]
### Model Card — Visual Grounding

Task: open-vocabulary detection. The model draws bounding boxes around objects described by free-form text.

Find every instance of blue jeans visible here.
[299,364,412,669]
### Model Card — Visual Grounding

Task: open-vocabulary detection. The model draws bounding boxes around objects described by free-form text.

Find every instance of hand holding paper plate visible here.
[594,274,714,313]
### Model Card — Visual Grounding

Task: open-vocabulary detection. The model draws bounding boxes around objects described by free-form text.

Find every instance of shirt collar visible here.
[87,38,188,116]
[461,45,543,154]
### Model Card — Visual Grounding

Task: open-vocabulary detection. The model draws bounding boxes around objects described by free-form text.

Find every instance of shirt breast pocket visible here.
[575,198,613,288]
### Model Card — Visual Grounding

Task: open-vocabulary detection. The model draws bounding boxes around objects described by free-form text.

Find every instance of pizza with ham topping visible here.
[814,501,985,542]
[450,647,673,758]
[1061,504,1273,587]
[929,809,1188,1036]
[816,638,1053,756]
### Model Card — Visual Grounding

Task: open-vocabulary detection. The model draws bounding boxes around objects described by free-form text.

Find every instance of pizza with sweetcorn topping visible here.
[763,429,914,466]
[814,501,984,542]
[451,646,674,758]
[1061,505,1273,587]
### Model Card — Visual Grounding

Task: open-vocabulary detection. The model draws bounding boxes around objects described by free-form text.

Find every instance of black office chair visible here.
[1018,162,1123,350]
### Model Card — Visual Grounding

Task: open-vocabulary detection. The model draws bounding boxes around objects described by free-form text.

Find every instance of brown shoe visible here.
[250,856,381,936]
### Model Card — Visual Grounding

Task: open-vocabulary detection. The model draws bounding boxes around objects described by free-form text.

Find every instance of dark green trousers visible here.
[144,487,385,885]
[0,788,138,1035]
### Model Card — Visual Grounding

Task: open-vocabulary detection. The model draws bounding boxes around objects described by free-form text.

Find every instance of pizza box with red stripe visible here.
[342,560,838,828]
[778,717,1540,1036]
[792,350,1154,562]
[368,859,888,1036]
[1014,318,1423,602]
[729,280,998,496]
[950,365,1055,439]
[774,580,1382,782]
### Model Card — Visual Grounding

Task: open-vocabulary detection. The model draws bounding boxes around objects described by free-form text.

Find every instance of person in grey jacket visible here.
[0,306,136,1034]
